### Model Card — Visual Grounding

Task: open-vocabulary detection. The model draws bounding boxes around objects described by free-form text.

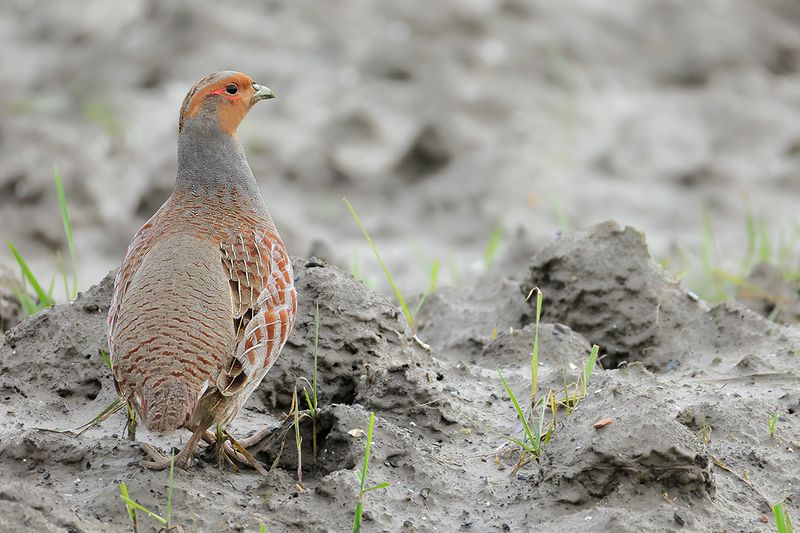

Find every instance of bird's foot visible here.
[231,427,275,449]
[139,442,180,470]
[203,429,270,476]
[138,425,206,471]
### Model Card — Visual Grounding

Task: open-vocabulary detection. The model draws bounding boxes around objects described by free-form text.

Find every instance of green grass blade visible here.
[35,396,122,435]
[413,260,440,318]
[119,482,137,524]
[358,412,375,493]
[530,288,542,403]
[344,198,413,331]
[496,432,534,452]
[119,483,166,526]
[583,345,600,396]
[302,389,315,415]
[54,164,78,300]
[119,494,167,525]
[774,502,793,533]
[352,411,387,532]
[8,242,53,310]
[352,501,364,533]
[260,524,268,533]
[498,370,537,451]
[294,388,302,450]
[534,398,547,450]
[484,225,504,270]
[363,482,391,492]
[99,349,112,370]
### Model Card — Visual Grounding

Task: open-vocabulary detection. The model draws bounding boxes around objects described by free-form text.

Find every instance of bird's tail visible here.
[140,379,196,433]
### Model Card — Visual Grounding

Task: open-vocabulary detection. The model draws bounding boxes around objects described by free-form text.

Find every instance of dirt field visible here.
[1,0,800,532]
[0,223,798,531]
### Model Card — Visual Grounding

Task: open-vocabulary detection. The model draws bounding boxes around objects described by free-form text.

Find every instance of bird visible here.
[107,71,297,470]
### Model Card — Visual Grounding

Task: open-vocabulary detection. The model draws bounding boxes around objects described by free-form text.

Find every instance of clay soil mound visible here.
[1,222,798,532]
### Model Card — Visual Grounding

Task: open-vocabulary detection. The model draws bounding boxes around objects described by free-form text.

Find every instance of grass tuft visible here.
[496,288,601,465]
[768,414,779,438]
[8,165,79,315]
[675,210,800,310]
[353,412,389,533]
[497,370,544,457]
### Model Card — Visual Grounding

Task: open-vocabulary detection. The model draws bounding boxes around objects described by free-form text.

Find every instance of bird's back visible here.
[110,211,235,431]
[109,187,289,432]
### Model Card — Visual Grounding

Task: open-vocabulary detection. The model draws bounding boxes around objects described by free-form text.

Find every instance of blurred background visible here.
[1,0,799,311]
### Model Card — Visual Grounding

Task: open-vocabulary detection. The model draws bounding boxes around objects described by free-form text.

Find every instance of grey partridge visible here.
[107,71,297,470]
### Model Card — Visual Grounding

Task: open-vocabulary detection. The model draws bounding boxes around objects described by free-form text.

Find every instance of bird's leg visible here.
[139,425,207,471]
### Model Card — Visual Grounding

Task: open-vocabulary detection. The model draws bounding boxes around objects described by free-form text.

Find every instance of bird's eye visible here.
[225,84,238,95]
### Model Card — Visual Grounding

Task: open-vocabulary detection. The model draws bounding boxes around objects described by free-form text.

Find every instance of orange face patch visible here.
[182,73,259,135]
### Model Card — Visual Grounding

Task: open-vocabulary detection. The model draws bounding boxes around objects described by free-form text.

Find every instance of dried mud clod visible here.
[267,257,458,430]
[521,221,691,368]
[538,366,715,505]
[0,271,113,425]
[522,221,800,376]
[414,278,531,361]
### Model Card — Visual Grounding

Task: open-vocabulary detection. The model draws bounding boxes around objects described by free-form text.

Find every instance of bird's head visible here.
[178,71,275,136]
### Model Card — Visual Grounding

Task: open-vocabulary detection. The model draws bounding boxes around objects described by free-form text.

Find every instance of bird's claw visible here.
[204,429,269,476]
[139,443,192,471]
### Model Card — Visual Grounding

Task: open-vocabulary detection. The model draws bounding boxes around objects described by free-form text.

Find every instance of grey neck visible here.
[175,121,260,197]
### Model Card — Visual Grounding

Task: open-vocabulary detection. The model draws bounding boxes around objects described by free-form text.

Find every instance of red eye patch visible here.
[208,87,239,101]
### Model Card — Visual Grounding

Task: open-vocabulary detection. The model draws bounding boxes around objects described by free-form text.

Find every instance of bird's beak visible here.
[251,84,276,103]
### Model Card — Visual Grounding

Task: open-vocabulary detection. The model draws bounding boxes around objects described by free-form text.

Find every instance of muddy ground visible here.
[0,222,798,532]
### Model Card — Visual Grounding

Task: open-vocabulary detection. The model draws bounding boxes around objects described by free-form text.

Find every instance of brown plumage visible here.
[108,71,297,469]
